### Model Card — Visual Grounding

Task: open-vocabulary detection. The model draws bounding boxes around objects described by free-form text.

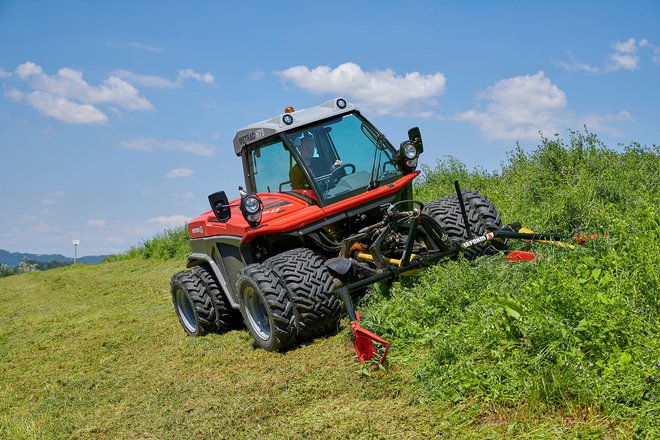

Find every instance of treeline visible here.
[0,257,73,278]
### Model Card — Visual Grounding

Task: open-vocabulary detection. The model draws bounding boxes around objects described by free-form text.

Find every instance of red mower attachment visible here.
[504,250,538,262]
[351,312,390,364]
[337,287,390,364]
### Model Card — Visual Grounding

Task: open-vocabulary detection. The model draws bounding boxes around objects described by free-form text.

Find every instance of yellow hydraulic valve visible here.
[519,228,575,249]
[353,252,417,267]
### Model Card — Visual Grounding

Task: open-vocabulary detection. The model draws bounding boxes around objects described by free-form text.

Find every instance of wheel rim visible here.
[244,286,270,340]
[175,288,197,333]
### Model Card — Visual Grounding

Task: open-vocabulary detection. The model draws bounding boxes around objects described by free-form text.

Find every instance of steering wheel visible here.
[327,163,356,187]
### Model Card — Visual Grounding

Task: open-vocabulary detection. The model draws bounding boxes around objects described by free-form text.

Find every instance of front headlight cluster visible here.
[241,194,263,227]
[398,140,420,171]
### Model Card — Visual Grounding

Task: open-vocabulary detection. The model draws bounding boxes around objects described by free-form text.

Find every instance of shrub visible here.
[106,225,190,262]
[363,131,659,434]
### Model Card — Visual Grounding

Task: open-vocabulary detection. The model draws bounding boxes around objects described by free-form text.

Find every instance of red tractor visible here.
[170,98,562,362]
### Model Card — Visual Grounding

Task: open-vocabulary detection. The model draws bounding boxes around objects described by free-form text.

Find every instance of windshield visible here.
[247,112,402,204]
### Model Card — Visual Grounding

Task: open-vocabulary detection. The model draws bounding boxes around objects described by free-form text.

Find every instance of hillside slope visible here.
[0,259,452,439]
[0,258,632,439]
[1,132,656,439]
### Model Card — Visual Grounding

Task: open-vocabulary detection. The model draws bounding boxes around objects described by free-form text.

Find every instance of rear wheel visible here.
[236,264,297,351]
[423,190,506,259]
[265,248,341,341]
[170,270,217,336]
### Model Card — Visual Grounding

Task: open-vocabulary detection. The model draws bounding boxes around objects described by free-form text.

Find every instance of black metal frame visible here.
[332,181,566,318]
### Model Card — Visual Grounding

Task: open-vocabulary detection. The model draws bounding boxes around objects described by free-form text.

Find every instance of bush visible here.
[106,225,191,262]
[363,131,659,435]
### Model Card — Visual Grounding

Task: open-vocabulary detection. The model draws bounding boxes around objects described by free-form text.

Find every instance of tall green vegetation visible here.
[363,131,659,436]
[105,225,191,262]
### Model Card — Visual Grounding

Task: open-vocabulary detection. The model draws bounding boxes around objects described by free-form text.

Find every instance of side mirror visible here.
[208,191,231,222]
[407,127,423,154]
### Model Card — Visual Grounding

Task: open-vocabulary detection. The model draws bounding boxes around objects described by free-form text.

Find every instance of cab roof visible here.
[232,97,356,156]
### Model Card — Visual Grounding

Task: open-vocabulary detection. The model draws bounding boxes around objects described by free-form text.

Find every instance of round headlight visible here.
[336,98,347,109]
[403,143,417,159]
[243,195,261,214]
[282,114,294,125]
[405,158,418,169]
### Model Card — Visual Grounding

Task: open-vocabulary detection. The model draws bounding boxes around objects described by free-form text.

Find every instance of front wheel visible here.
[265,248,341,341]
[236,264,297,351]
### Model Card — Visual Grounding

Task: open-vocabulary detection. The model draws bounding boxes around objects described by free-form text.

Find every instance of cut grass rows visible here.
[0,259,623,438]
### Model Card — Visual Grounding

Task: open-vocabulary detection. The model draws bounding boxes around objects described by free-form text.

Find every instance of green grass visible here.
[1,131,656,438]
[0,260,628,439]
[363,130,659,437]
[105,226,190,262]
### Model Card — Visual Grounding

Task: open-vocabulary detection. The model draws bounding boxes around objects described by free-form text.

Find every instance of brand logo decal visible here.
[462,232,494,248]
[238,128,266,146]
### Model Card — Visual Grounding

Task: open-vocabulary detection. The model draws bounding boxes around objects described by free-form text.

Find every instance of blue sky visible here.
[1,1,658,257]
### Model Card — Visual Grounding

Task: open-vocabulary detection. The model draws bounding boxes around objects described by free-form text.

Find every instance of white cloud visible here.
[34,223,60,233]
[8,62,153,124]
[639,39,660,64]
[120,138,215,156]
[247,69,264,81]
[112,70,177,88]
[0,67,11,78]
[177,68,214,84]
[5,88,22,101]
[613,38,637,53]
[39,127,57,136]
[581,111,635,137]
[166,168,194,178]
[16,63,153,110]
[148,215,189,229]
[114,68,215,89]
[456,72,566,140]
[559,37,655,73]
[40,191,66,205]
[11,90,109,124]
[87,219,107,228]
[176,191,195,199]
[606,38,640,71]
[607,52,638,71]
[126,42,164,53]
[278,62,446,116]
[456,71,631,141]
[556,53,599,73]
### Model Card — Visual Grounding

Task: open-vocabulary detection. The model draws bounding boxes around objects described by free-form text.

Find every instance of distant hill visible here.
[0,249,108,267]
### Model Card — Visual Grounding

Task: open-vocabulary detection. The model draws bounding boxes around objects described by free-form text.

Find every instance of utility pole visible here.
[73,239,79,265]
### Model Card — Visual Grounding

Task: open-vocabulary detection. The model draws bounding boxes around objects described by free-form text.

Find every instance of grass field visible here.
[1,132,657,438]
[0,260,629,439]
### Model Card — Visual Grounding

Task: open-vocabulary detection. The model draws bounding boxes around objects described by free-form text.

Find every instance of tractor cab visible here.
[234,98,422,207]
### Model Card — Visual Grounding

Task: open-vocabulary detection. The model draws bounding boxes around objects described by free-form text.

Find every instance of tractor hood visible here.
[188,192,320,240]
[188,172,418,243]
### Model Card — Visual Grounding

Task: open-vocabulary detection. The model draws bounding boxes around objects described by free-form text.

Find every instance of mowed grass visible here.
[0,259,625,439]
